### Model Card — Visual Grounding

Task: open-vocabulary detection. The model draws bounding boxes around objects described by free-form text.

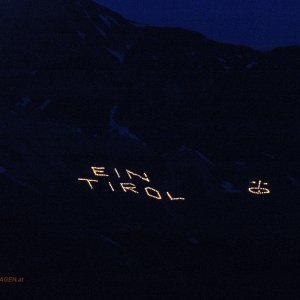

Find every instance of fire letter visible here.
[126,169,150,182]
[108,182,115,192]
[114,168,121,178]
[78,178,98,189]
[166,192,185,201]
[120,183,139,194]
[91,166,109,177]
[145,187,162,200]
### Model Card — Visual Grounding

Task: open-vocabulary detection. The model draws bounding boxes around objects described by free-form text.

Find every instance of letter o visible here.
[145,187,162,200]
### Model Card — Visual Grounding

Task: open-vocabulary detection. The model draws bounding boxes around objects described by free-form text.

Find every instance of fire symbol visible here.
[248,180,270,195]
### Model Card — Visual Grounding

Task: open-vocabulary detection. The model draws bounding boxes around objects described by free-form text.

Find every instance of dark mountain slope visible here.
[0,0,299,298]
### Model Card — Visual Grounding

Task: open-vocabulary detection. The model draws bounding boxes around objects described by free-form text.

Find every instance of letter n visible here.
[126,169,150,182]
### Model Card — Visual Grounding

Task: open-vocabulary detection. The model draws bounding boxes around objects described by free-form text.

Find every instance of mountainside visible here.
[0,0,299,298]
[1,0,299,148]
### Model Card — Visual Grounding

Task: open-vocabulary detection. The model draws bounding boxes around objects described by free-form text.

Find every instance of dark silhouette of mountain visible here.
[0,0,299,298]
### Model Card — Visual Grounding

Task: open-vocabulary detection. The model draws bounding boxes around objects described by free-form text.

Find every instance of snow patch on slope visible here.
[218,58,232,71]
[178,145,214,166]
[100,234,121,248]
[109,106,140,141]
[224,65,232,71]
[83,9,92,22]
[39,100,51,111]
[83,9,107,38]
[106,48,125,63]
[195,151,214,166]
[126,43,135,50]
[99,14,119,28]
[16,97,31,109]
[246,61,258,69]
[31,70,38,76]
[96,26,107,38]
[77,31,86,39]
[262,151,275,159]
[221,181,241,193]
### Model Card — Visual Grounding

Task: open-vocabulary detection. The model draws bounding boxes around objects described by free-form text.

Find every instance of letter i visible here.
[108,182,115,192]
[114,168,121,178]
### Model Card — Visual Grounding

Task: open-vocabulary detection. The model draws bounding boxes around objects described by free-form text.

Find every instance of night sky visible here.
[95,0,300,49]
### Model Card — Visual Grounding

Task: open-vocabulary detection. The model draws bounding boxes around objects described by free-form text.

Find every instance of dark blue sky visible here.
[95,0,300,49]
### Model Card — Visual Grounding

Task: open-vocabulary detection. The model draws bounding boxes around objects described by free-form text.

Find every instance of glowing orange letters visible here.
[78,166,185,201]
[78,178,98,189]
